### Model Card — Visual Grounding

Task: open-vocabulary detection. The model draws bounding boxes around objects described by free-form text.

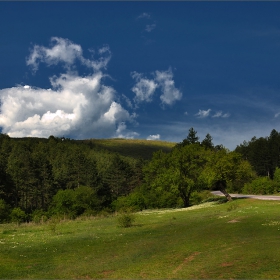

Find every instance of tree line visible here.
[0,128,280,223]
[0,135,144,222]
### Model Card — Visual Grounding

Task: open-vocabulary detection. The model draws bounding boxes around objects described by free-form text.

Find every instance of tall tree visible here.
[201,133,214,150]
[143,144,210,207]
[200,150,256,200]
[178,127,200,147]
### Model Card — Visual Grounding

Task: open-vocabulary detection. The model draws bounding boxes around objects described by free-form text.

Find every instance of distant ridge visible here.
[78,138,175,160]
[3,136,176,160]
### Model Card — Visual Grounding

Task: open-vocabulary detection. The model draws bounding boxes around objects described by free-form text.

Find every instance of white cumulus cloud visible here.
[131,68,182,106]
[26,37,111,73]
[0,38,136,139]
[131,72,158,104]
[195,109,211,118]
[155,68,182,105]
[147,134,160,140]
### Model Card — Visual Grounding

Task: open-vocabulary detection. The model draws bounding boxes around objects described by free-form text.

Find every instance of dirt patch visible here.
[102,270,115,277]
[228,219,240,223]
[172,252,201,274]
[221,262,234,267]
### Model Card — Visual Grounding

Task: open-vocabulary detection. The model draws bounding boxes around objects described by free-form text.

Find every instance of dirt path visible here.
[211,191,280,201]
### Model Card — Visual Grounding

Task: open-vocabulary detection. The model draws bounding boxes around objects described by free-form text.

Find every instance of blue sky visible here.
[1,2,280,150]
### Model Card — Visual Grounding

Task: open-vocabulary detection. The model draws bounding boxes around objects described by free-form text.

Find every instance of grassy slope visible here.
[79,138,175,160]
[1,199,280,279]
[13,137,176,160]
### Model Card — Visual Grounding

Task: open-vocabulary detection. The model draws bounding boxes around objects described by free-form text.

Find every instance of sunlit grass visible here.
[80,138,175,160]
[1,199,280,279]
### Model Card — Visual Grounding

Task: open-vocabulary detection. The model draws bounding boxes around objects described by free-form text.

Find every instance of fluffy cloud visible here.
[131,68,182,106]
[147,134,160,140]
[0,38,136,139]
[195,109,211,118]
[131,72,158,104]
[155,69,182,105]
[26,37,111,73]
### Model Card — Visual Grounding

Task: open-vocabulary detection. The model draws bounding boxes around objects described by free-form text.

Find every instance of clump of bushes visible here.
[242,177,278,195]
[10,207,26,225]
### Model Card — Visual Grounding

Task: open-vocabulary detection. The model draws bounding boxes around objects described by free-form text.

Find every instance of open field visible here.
[1,198,280,279]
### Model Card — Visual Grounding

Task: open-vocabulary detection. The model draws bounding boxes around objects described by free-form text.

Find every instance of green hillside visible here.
[78,138,176,160]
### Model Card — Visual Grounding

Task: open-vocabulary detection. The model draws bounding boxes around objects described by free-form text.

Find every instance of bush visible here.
[48,216,60,234]
[50,186,101,219]
[31,209,48,224]
[10,208,26,225]
[190,190,213,205]
[112,192,146,212]
[242,177,277,195]
[117,210,136,228]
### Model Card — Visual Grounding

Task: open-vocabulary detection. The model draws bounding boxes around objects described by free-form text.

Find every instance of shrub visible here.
[50,186,101,219]
[117,210,136,228]
[48,216,60,234]
[190,190,213,205]
[31,209,48,224]
[242,177,277,195]
[112,192,146,212]
[10,207,26,225]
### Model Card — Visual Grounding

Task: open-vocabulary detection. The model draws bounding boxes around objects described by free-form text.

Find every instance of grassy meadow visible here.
[79,138,175,160]
[1,198,280,279]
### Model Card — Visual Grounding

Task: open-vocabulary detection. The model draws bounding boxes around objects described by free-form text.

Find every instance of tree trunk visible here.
[215,180,232,201]
[219,187,232,201]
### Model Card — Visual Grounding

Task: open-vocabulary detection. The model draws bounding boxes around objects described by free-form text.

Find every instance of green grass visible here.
[80,138,175,160]
[1,199,280,279]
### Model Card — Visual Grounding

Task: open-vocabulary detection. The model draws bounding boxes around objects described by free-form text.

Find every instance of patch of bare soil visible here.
[221,262,234,267]
[172,252,201,274]
[102,270,115,277]
[227,219,240,223]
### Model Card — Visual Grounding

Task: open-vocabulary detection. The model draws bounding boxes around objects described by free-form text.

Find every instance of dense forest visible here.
[0,128,280,223]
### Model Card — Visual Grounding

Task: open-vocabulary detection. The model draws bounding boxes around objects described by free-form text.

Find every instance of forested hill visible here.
[0,134,176,219]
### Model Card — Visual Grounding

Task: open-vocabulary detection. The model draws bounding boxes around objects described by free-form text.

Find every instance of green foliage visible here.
[0,199,10,223]
[189,190,213,205]
[242,176,277,195]
[10,207,26,225]
[236,129,280,178]
[48,216,60,233]
[50,186,101,218]
[273,167,280,186]
[112,192,146,212]
[31,209,48,224]
[178,127,200,146]
[117,210,136,228]
[200,149,256,193]
[201,133,214,150]
[143,144,210,208]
